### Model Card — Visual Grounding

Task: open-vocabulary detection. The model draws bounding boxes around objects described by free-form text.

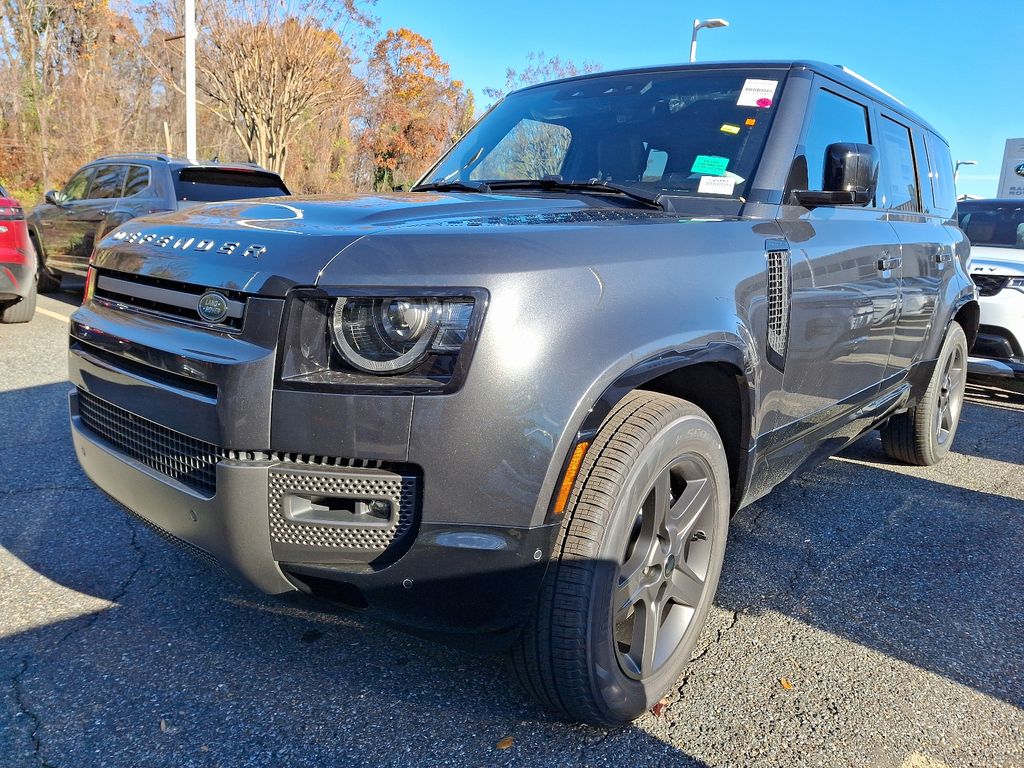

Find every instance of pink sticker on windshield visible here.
[756,98,772,108]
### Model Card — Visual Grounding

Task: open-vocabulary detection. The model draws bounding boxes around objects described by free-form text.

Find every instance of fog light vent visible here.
[268,465,419,565]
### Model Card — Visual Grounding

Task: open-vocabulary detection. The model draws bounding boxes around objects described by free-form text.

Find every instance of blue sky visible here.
[374,0,1022,198]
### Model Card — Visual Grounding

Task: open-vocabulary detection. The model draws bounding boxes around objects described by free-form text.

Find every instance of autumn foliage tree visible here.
[362,28,474,191]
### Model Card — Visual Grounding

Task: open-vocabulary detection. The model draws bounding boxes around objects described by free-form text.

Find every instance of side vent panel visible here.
[766,248,791,371]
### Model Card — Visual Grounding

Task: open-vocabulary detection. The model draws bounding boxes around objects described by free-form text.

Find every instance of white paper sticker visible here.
[698,176,735,195]
[737,79,779,108]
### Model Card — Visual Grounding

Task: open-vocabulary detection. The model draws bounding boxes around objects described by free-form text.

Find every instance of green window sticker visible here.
[690,155,729,176]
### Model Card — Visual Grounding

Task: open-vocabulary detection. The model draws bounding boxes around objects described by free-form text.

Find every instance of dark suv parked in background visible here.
[28,155,289,291]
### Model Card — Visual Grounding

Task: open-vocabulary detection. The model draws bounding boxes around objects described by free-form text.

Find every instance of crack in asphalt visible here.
[7,514,149,768]
[676,610,740,695]
[576,727,614,766]
[10,658,56,768]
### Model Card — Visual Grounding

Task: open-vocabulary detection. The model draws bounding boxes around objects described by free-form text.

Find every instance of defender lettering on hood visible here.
[111,229,267,259]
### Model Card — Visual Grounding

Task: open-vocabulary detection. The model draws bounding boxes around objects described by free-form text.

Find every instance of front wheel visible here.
[510,391,730,725]
[881,321,968,466]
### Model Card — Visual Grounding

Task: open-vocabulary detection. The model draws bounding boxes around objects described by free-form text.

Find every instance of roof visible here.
[87,153,277,174]
[513,60,942,140]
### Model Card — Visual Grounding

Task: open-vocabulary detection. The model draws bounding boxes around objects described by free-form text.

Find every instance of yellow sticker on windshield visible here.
[720,124,740,135]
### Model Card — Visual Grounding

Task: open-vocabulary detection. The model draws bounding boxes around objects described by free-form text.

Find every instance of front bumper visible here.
[70,388,558,651]
[969,285,1024,383]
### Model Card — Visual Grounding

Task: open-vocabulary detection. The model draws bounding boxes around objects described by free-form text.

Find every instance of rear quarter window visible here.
[174,168,289,202]
[924,134,956,219]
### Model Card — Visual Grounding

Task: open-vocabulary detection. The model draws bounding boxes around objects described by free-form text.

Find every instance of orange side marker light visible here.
[554,441,590,515]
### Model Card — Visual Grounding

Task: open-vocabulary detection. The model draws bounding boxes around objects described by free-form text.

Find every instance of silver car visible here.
[960,198,1024,390]
[68,61,977,725]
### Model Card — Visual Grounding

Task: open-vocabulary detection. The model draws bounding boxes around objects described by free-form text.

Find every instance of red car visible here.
[0,183,36,323]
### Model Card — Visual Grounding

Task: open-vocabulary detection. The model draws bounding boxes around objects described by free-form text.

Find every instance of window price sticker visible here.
[698,176,735,195]
[737,79,778,108]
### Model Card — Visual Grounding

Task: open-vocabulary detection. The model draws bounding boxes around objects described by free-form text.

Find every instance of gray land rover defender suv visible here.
[68,61,977,725]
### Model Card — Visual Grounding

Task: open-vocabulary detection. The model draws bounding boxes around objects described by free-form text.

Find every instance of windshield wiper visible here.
[485,178,665,209]
[411,180,491,193]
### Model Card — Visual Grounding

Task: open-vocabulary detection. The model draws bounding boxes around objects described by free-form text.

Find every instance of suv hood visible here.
[967,244,1024,277]
[92,192,659,295]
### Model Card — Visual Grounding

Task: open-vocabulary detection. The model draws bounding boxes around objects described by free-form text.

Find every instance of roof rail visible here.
[94,152,177,162]
[833,65,906,106]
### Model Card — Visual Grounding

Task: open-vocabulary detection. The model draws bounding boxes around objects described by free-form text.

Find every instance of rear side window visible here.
[123,166,151,198]
[174,168,288,202]
[0,184,8,198]
[877,116,920,212]
[924,134,956,219]
[800,89,871,192]
[88,165,127,199]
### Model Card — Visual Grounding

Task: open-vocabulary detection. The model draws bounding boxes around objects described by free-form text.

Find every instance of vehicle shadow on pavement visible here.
[720,394,1024,712]
[0,382,712,768]
[2,382,1021,767]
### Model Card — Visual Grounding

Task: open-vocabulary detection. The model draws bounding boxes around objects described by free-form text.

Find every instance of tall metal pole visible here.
[184,0,197,161]
[689,19,700,63]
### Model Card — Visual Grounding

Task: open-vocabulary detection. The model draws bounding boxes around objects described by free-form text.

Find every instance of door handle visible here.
[877,257,902,271]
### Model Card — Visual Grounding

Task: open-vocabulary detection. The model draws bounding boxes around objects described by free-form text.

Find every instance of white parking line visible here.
[36,306,71,323]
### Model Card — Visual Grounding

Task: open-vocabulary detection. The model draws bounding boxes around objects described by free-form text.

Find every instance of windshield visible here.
[422,68,786,201]
[958,202,1024,248]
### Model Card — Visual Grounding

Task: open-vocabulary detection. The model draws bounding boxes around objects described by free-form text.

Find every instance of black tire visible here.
[30,233,60,293]
[511,390,730,725]
[0,278,37,323]
[881,321,968,466]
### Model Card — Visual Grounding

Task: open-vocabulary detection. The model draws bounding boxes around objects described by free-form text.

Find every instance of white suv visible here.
[959,198,1024,389]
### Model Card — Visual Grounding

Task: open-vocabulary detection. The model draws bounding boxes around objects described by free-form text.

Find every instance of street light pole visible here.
[954,159,977,183]
[690,18,730,63]
[184,0,197,161]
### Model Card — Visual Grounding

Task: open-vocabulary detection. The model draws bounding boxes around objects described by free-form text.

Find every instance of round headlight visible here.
[331,297,441,373]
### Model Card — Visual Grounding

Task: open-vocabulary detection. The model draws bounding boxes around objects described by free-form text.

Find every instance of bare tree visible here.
[483,51,601,104]
[149,0,373,176]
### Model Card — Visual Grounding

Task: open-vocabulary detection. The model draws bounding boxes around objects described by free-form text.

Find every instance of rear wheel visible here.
[0,278,37,323]
[31,233,60,293]
[510,391,730,725]
[881,321,968,465]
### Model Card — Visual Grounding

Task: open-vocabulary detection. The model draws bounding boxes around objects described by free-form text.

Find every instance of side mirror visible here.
[391,185,406,192]
[794,142,879,208]
[44,190,63,206]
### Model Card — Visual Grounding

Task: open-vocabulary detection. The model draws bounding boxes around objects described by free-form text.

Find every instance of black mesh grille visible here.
[971,274,1010,297]
[766,249,791,368]
[77,389,224,495]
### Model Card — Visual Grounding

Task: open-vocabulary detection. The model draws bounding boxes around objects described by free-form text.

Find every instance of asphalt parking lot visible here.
[1,293,1022,768]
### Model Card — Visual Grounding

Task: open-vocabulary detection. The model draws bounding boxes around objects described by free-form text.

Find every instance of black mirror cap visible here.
[823,142,878,205]
[43,190,60,205]
[794,142,879,209]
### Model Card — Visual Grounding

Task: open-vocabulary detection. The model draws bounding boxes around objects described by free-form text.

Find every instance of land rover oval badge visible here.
[197,291,229,323]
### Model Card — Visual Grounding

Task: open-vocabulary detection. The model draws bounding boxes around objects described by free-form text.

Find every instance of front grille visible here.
[971,274,1010,297]
[93,270,247,331]
[77,389,224,495]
